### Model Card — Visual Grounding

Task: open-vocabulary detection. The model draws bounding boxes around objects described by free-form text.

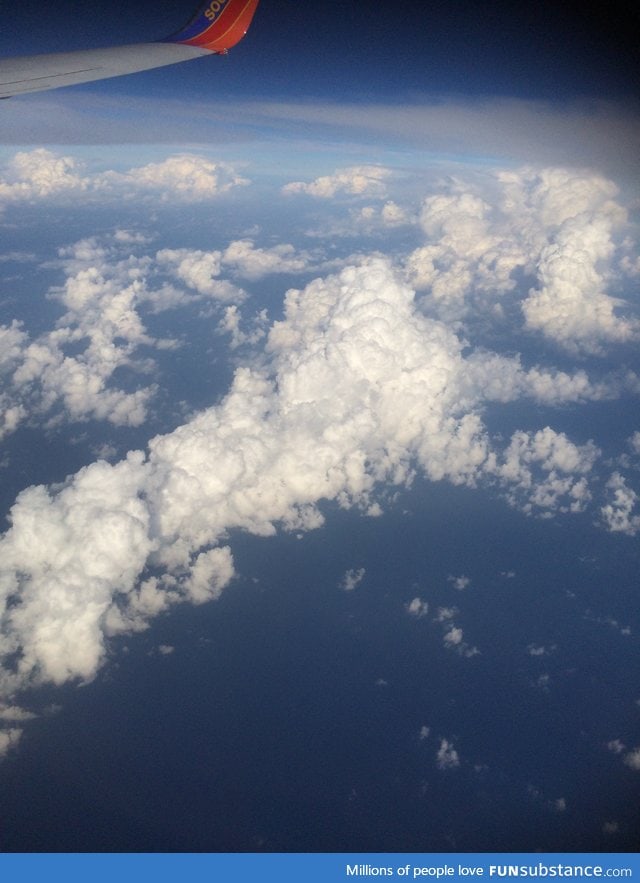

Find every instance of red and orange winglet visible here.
[165,0,260,53]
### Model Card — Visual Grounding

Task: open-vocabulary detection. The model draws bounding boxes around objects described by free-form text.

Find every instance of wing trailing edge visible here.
[0,0,260,98]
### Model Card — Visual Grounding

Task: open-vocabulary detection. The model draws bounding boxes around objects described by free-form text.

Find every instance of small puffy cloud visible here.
[435,607,457,622]
[527,783,569,814]
[1,322,30,372]
[219,305,269,349]
[527,644,555,657]
[0,400,26,439]
[97,154,250,202]
[491,427,599,515]
[0,321,29,439]
[459,349,630,410]
[586,613,630,637]
[535,673,551,691]
[443,626,464,647]
[158,239,314,296]
[406,597,429,618]
[448,574,470,590]
[434,603,478,656]
[0,149,86,205]
[607,739,625,754]
[221,239,313,280]
[354,201,411,229]
[340,567,365,591]
[509,428,599,474]
[0,728,22,759]
[442,625,479,658]
[601,473,640,536]
[519,365,623,405]
[528,786,567,813]
[182,547,235,605]
[283,165,391,198]
[436,738,460,770]
[623,748,640,771]
[156,248,244,302]
[113,229,152,245]
[0,704,36,722]
[381,201,410,226]
[419,725,430,740]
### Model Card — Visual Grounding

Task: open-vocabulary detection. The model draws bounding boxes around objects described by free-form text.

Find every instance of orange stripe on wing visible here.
[182,0,259,52]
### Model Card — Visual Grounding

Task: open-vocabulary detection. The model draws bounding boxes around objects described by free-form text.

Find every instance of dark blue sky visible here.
[2,0,639,102]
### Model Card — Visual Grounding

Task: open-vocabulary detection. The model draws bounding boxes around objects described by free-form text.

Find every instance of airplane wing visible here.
[0,0,260,99]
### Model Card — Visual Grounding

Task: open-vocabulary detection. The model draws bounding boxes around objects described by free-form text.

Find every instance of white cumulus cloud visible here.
[221,239,314,280]
[99,154,249,201]
[0,703,36,722]
[156,248,245,303]
[354,201,412,229]
[3,230,306,438]
[340,568,366,591]
[0,254,625,708]
[491,427,599,515]
[2,238,157,433]
[406,598,429,618]
[283,165,391,199]
[0,149,86,203]
[0,149,249,210]
[442,624,479,658]
[436,738,460,770]
[623,748,640,771]
[448,575,470,590]
[403,167,638,352]
[601,473,640,535]
[0,728,22,759]
[522,214,637,354]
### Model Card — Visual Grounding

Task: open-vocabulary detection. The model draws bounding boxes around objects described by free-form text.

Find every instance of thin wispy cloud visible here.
[2,95,639,179]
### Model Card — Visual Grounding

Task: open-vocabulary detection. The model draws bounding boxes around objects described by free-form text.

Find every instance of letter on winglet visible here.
[167,0,261,54]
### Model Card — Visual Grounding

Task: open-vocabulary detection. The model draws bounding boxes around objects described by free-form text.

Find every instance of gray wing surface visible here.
[0,44,210,99]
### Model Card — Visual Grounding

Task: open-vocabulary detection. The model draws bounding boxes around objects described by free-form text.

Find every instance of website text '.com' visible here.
[346,866,634,879]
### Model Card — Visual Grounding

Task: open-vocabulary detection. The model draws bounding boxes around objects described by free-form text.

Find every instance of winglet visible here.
[165,0,260,54]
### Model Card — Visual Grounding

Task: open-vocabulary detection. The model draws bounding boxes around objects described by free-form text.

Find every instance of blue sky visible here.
[0,0,639,853]
[3,0,639,101]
